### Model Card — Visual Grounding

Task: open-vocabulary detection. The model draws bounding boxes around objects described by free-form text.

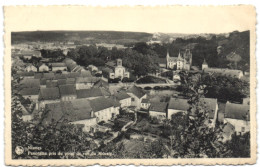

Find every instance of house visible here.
[50,63,67,72]
[59,84,77,101]
[34,73,43,79]
[57,79,67,86]
[168,98,190,119]
[141,99,150,110]
[149,102,168,122]
[93,79,109,89]
[17,71,34,79]
[126,85,147,109]
[166,49,192,71]
[113,92,131,108]
[19,87,39,103]
[63,58,77,72]
[38,87,61,109]
[89,97,120,122]
[39,63,49,72]
[43,73,55,80]
[20,78,40,88]
[25,64,37,72]
[104,59,130,80]
[40,78,47,88]
[80,70,92,77]
[224,102,250,135]
[76,88,109,100]
[156,57,167,69]
[44,100,96,132]
[46,80,58,88]
[202,59,244,79]
[75,77,100,90]
[66,78,76,85]
[19,103,33,122]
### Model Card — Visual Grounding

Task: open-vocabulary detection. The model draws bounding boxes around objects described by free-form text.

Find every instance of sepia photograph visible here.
[4,5,256,166]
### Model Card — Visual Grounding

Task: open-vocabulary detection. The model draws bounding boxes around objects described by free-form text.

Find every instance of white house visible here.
[89,97,120,122]
[45,100,97,132]
[167,98,190,119]
[114,92,131,108]
[38,87,61,109]
[126,85,147,109]
[149,102,168,122]
[50,63,67,72]
[39,63,49,72]
[141,98,150,110]
[25,64,37,72]
[224,102,250,135]
[75,77,100,90]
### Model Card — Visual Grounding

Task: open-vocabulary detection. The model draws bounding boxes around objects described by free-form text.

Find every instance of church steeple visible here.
[202,58,208,65]
[166,49,170,59]
[177,50,182,60]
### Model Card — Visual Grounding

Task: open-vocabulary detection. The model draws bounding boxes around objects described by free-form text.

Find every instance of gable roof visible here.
[44,100,94,124]
[17,71,34,77]
[57,79,67,86]
[66,78,76,84]
[66,72,81,78]
[80,70,92,77]
[59,84,76,96]
[76,77,99,83]
[76,88,104,99]
[19,87,40,96]
[127,85,146,99]
[34,73,43,79]
[114,92,131,100]
[43,73,55,79]
[149,102,168,113]
[46,80,58,88]
[225,102,250,121]
[89,97,119,112]
[50,63,66,67]
[38,87,60,100]
[168,98,190,111]
[20,79,40,88]
[93,79,109,88]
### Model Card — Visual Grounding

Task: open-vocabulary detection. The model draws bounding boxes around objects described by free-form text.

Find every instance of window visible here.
[241,127,245,132]
[131,98,135,101]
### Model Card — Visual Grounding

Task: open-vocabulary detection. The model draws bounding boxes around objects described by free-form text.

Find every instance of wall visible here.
[167,109,186,119]
[119,98,131,108]
[149,111,166,121]
[70,118,97,132]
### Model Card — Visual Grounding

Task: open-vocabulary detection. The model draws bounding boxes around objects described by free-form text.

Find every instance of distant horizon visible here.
[11,29,249,35]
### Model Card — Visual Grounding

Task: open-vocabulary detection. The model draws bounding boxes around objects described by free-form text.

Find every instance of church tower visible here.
[202,58,208,70]
[116,59,122,67]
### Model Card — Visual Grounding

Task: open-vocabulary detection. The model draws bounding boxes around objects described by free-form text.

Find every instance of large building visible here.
[202,59,244,79]
[166,49,192,71]
[104,59,130,80]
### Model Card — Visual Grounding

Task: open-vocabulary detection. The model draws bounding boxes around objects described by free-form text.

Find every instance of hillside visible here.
[11,31,153,45]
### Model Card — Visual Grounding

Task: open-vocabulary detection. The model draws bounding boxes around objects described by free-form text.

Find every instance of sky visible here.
[5,6,255,34]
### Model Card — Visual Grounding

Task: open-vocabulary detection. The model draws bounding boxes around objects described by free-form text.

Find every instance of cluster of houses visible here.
[140,96,250,141]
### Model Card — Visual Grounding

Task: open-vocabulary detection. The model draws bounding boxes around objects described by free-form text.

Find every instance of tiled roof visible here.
[34,73,43,79]
[127,86,146,99]
[66,78,76,84]
[80,70,92,77]
[43,73,55,79]
[93,79,109,88]
[149,102,168,113]
[76,77,99,83]
[66,72,81,78]
[19,87,40,96]
[225,102,250,121]
[50,63,66,67]
[141,98,150,103]
[89,97,119,112]
[114,92,131,100]
[20,79,40,88]
[54,73,67,80]
[44,100,94,124]
[46,80,58,88]
[168,98,190,111]
[57,79,67,86]
[59,84,76,96]
[38,87,60,100]
[40,78,47,85]
[76,88,103,99]
[17,71,34,77]
[204,68,243,78]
